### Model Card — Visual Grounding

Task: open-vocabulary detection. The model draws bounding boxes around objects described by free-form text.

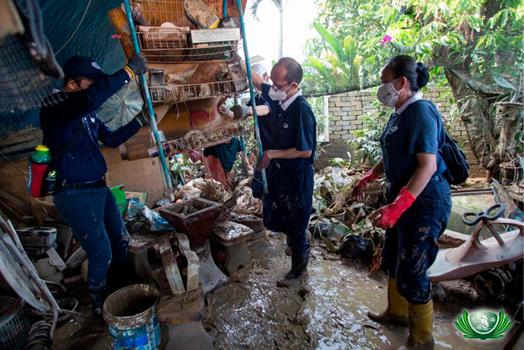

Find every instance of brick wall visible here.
[326,87,485,177]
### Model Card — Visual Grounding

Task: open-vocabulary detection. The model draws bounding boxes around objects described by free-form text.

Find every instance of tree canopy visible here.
[302,0,523,97]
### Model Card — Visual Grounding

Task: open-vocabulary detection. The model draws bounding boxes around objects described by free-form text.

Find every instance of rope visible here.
[55,0,93,55]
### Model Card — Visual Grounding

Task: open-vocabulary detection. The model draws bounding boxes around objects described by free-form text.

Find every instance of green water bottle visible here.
[31,144,52,163]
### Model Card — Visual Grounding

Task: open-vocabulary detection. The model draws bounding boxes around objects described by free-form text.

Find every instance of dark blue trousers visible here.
[54,186,129,297]
[384,176,451,304]
[263,163,314,257]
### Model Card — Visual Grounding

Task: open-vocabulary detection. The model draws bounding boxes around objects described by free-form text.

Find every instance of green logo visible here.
[455,309,512,340]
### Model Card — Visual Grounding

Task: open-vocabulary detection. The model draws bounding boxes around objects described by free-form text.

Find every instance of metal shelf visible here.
[149,79,247,103]
[148,121,250,155]
[138,28,240,62]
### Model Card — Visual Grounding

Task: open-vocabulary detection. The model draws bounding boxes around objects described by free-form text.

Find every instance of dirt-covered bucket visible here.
[103,284,161,350]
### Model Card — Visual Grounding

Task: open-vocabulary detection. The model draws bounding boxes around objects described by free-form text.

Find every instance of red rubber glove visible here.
[370,187,416,229]
[352,170,379,200]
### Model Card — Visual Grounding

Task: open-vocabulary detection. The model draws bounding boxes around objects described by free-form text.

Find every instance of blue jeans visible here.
[54,186,129,297]
[384,176,451,304]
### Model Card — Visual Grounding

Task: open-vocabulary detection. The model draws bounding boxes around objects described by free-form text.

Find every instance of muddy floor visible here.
[52,233,509,350]
[204,233,507,350]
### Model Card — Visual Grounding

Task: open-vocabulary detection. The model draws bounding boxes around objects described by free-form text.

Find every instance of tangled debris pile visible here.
[310,166,387,273]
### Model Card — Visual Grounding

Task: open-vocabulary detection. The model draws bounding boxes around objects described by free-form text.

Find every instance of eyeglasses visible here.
[271,82,293,90]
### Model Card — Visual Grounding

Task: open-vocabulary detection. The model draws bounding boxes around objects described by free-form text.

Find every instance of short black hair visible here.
[275,57,303,84]
[385,55,429,92]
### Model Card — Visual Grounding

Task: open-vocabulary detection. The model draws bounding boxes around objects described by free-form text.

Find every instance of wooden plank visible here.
[107,7,134,59]
[159,237,185,295]
[190,28,240,44]
[175,233,199,292]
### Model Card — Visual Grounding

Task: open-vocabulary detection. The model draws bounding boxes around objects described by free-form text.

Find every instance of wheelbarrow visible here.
[428,204,524,282]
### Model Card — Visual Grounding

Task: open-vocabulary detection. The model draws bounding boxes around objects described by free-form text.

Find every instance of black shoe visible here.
[276,249,309,288]
[90,285,108,324]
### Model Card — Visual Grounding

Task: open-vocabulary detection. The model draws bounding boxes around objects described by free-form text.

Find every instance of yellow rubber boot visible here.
[367,279,409,326]
[399,300,435,350]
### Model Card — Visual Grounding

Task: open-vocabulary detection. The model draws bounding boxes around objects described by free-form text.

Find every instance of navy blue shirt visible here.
[380,99,446,186]
[40,69,141,183]
[261,83,316,169]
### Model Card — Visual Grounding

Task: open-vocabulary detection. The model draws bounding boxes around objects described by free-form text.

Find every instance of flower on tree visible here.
[379,35,393,46]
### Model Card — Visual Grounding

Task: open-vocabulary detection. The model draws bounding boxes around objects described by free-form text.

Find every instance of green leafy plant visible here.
[303,0,523,178]
[348,101,389,165]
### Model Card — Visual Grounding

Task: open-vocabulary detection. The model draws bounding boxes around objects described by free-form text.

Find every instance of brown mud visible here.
[205,233,506,350]
[53,233,507,349]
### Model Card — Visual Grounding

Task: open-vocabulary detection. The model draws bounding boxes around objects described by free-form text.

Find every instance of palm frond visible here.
[250,0,264,20]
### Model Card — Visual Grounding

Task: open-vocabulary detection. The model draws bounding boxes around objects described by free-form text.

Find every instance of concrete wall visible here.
[326,87,485,177]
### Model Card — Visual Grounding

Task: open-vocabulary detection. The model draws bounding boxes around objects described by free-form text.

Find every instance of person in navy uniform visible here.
[40,55,148,319]
[245,57,317,287]
[353,55,451,350]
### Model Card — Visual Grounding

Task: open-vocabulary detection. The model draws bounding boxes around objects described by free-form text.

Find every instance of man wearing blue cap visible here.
[40,54,148,320]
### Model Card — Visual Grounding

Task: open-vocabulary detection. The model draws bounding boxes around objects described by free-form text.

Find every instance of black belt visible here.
[55,178,106,192]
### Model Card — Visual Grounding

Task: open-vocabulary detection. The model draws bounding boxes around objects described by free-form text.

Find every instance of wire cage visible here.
[149,79,247,104]
[131,0,221,26]
[137,28,239,62]
[149,120,250,155]
[0,35,57,114]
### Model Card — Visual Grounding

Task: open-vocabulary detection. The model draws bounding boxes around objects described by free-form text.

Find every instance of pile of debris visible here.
[310,166,387,273]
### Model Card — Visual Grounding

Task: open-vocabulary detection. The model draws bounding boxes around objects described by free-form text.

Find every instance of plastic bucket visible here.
[103,284,161,350]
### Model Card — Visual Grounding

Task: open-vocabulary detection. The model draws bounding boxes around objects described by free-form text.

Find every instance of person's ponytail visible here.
[385,55,430,92]
[416,62,429,89]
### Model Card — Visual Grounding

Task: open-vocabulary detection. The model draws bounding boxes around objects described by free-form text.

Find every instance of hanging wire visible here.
[54,0,94,55]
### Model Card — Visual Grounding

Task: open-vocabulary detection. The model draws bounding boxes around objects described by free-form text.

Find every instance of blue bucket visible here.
[103,284,161,350]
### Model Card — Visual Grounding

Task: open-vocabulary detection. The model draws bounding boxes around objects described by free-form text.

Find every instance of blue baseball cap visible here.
[63,56,108,82]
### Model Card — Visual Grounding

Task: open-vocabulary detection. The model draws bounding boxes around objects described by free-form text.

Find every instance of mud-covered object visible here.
[97,80,143,130]
[339,234,374,263]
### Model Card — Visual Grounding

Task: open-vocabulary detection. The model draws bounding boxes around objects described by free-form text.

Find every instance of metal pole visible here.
[235,0,268,194]
[223,0,228,18]
[122,0,173,191]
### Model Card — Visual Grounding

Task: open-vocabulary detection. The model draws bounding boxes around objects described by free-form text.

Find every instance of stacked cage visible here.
[120,0,250,154]
[133,0,248,104]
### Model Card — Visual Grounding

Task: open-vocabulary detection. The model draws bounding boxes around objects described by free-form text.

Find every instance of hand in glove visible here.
[351,170,378,201]
[231,105,250,120]
[126,54,148,77]
[369,187,416,229]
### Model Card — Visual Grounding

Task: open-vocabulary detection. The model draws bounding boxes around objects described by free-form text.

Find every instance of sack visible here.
[439,130,469,185]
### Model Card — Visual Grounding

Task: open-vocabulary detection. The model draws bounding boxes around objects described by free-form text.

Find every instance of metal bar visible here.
[123,0,173,191]
[235,0,268,194]
[223,0,228,18]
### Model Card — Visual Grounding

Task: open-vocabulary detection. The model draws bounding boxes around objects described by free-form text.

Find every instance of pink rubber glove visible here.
[370,187,416,229]
[352,170,379,201]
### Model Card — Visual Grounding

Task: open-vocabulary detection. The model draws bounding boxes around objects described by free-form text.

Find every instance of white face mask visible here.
[268,86,288,101]
[377,79,400,107]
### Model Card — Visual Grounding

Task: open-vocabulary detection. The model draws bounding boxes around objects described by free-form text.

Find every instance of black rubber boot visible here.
[277,248,309,288]
[89,285,108,324]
